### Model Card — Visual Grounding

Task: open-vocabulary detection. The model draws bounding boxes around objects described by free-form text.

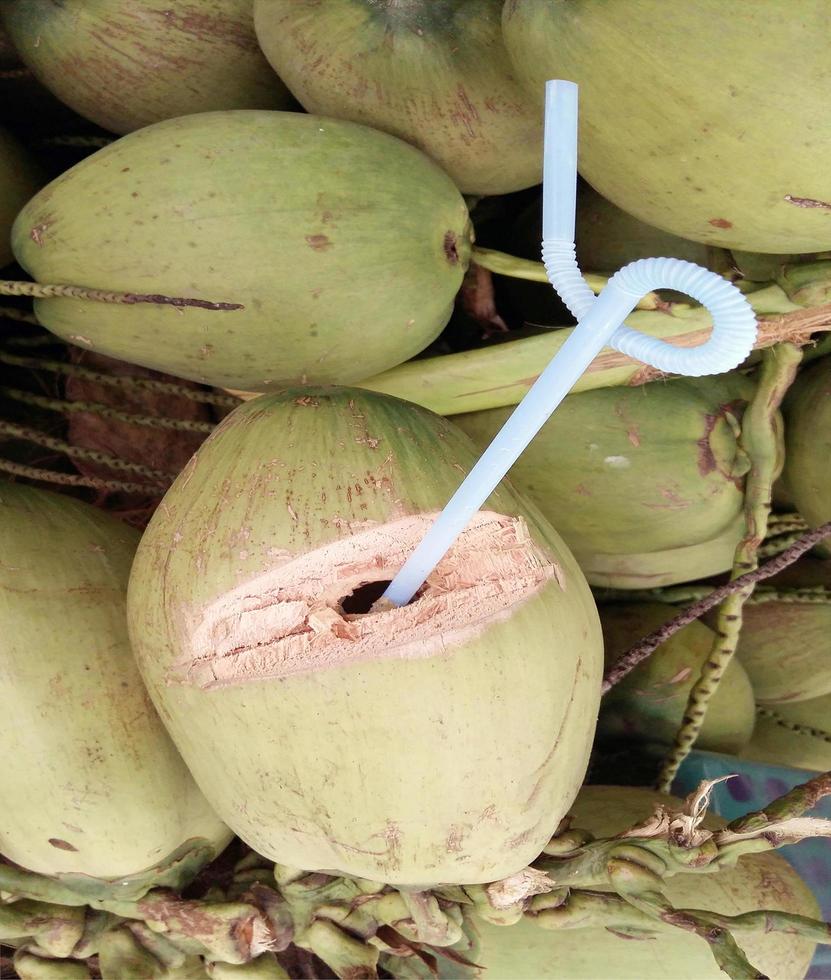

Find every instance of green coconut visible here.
[599,603,755,753]
[435,785,818,979]
[455,373,764,589]
[502,0,831,254]
[0,125,40,268]
[0,0,293,135]
[780,356,831,539]
[0,482,231,894]
[253,0,541,196]
[11,110,471,390]
[741,695,831,773]
[127,387,603,887]
[733,558,831,704]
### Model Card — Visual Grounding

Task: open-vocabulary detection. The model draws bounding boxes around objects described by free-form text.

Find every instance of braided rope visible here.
[757,706,831,744]
[0,458,166,495]
[0,350,240,407]
[0,420,174,483]
[0,386,215,433]
[35,134,114,148]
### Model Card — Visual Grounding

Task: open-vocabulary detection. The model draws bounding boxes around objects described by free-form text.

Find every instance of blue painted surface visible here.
[674,750,831,979]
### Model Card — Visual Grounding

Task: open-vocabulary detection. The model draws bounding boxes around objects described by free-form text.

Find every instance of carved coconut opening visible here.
[173,511,564,690]
[339,579,394,615]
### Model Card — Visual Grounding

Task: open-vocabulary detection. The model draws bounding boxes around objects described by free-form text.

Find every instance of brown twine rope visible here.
[0,280,243,312]
[0,458,167,496]
[756,706,831,744]
[0,350,240,407]
[0,420,174,484]
[602,520,831,694]
[35,135,114,148]
[0,385,215,433]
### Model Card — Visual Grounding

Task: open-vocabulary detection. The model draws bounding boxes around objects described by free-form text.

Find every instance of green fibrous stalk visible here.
[127,387,603,887]
[429,786,820,980]
[0,0,294,134]
[12,111,472,390]
[253,0,541,196]
[599,603,755,753]
[0,482,231,896]
[455,374,770,589]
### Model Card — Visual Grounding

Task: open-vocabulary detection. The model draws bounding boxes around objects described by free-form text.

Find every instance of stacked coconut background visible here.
[1,1,831,978]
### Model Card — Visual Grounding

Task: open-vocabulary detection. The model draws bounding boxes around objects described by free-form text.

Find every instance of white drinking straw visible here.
[382,80,757,608]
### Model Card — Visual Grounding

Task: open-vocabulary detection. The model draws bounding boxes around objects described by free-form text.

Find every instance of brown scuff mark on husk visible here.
[172,512,562,689]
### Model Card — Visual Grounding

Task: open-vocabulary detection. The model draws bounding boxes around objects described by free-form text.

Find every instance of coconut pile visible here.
[1,3,831,979]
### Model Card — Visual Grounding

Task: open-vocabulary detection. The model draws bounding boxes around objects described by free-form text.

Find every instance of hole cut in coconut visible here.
[339,580,394,616]
[175,512,564,690]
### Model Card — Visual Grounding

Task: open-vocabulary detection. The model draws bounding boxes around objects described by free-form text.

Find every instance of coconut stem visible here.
[470,246,663,310]
[0,280,243,312]
[655,344,804,792]
[729,771,831,834]
[681,907,831,946]
[356,300,831,417]
[607,877,765,980]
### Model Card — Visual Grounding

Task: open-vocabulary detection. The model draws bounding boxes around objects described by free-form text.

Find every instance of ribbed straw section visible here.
[609,258,756,376]
[541,241,595,321]
[541,244,757,378]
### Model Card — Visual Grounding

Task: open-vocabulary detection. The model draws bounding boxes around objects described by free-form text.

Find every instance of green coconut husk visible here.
[10,110,471,391]
[253,0,541,196]
[426,786,819,980]
[729,558,831,703]
[0,0,294,135]
[780,356,831,548]
[599,603,755,753]
[741,696,831,773]
[127,386,603,887]
[503,0,831,254]
[454,373,770,588]
[0,481,231,899]
[0,125,41,267]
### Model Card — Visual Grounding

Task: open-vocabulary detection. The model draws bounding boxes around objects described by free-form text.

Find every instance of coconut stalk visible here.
[9,779,831,980]
[656,344,803,790]
[345,297,831,416]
